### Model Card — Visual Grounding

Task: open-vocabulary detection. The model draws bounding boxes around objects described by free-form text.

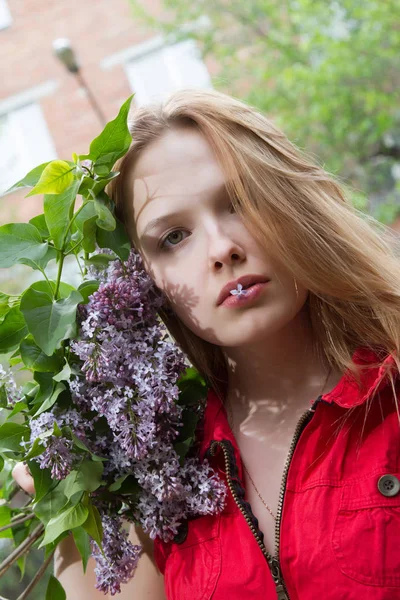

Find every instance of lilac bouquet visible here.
[0,96,226,598]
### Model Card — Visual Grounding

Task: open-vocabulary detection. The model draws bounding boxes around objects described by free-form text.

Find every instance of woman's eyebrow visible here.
[140,209,191,240]
[139,184,229,240]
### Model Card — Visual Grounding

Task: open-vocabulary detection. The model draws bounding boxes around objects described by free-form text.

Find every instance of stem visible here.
[53,253,65,300]
[7,484,20,501]
[83,251,89,277]
[75,254,85,278]
[39,267,52,290]
[0,514,34,533]
[61,195,86,246]
[16,549,55,600]
[0,523,44,578]
[66,240,84,256]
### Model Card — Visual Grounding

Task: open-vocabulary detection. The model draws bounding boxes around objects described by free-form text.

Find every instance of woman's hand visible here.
[11,462,35,495]
[11,461,166,599]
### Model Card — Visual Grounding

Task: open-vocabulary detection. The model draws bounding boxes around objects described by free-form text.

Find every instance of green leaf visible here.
[71,201,97,253]
[29,214,50,239]
[26,160,75,197]
[84,95,134,171]
[96,219,131,260]
[19,246,58,272]
[174,438,194,463]
[0,506,12,539]
[0,223,48,268]
[84,253,117,268]
[93,196,116,231]
[0,305,28,353]
[8,400,28,418]
[44,178,81,249]
[20,281,83,356]
[28,461,54,502]
[23,437,46,461]
[64,461,104,499]
[40,502,89,547]
[77,280,99,304]
[53,359,71,383]
[33,382,65,416]
[177,367,207,407]
[79,171,120,199]
[72,527,91,573]
[0,384,8,408]
[82,503,103,547]
[2,162,50,196]
[20,336,64,372]
[0,422,29,451]
[108,473,129,492]
[32,371,54,405]
[46,575,66,600]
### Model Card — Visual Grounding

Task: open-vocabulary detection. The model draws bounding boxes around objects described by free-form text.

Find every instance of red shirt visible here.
[154,348,400,599]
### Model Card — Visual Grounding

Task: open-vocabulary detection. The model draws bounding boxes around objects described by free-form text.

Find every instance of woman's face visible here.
[125,126,308,348]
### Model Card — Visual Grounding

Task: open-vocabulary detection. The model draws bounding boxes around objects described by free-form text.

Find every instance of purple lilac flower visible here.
[28,408,94,479]
[91,515,142,596]
[24,247,227,593]
[0,364,21,406]
[37,436,75,480]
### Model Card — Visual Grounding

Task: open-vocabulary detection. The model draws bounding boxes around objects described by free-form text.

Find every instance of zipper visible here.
[208,405,316,600]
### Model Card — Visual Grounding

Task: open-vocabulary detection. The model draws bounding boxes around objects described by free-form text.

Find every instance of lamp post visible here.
[52,38,107,127]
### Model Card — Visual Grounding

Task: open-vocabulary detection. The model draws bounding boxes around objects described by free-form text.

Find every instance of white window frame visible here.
[0,0,12,30]
[124,38,212,106]
[0,103,57,194]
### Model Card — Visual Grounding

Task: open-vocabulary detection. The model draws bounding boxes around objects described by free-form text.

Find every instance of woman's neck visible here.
[222,306,342,415]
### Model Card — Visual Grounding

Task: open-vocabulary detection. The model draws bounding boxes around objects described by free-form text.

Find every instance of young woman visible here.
[13,88,400,599]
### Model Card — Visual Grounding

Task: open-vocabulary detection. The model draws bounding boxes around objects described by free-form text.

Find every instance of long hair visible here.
[108,88,400,404]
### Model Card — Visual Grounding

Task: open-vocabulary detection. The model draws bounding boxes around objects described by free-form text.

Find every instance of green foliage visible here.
[0,91,209,599]
[46,574,67,600]
[130,0,400,221]
[0,223,48,268]
[20,281,83,356]
[0,94,135,596]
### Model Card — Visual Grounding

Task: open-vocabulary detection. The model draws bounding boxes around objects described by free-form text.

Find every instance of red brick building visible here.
[0,0,215,222]
[0,0,398,232]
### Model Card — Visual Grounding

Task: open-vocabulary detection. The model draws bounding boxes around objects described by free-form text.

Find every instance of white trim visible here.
[0,0,12,31]
[100,16,211,71]
[101,35,165,70]
[0,80,59,117]
[0,103,57,194]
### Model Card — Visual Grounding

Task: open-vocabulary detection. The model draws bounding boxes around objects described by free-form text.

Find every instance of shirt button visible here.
[377,474,400,497]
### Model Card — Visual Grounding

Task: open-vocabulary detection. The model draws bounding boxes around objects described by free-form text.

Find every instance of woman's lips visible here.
[220,281,269,308]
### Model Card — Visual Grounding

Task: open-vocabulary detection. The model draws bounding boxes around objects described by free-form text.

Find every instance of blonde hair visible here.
[108,88,400,403]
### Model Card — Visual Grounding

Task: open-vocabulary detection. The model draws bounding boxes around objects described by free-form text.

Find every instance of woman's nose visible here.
[209,234,245,268]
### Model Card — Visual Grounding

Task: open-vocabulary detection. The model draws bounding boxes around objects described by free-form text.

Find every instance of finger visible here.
[11,462,35,495]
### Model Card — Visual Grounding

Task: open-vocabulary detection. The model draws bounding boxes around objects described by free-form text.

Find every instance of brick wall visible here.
[0,0,216,221]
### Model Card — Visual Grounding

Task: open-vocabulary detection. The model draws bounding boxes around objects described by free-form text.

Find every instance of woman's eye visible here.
[159,230,187,250]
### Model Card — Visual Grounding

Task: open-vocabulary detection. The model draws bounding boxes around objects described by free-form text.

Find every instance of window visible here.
[0,0,12,30]
[125,39,212,106]
[0,103,57,194]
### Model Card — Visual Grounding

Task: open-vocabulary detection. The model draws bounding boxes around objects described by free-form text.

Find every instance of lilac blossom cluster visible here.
[27,408,92,479]
[28,249,227,594]
[0,364,21,406]
[91,514,142,596]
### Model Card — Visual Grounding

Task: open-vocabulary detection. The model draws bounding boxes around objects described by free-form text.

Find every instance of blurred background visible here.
[0,0,399,597]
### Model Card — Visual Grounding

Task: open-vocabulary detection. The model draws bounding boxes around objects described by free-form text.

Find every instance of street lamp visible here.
[52,38,107,127]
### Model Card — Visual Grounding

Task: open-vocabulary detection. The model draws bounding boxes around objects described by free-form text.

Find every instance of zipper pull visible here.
[275,583,289,600]
[270,558,289,600]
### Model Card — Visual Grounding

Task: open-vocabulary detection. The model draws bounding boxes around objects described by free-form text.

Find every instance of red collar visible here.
[199,347,398,468]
